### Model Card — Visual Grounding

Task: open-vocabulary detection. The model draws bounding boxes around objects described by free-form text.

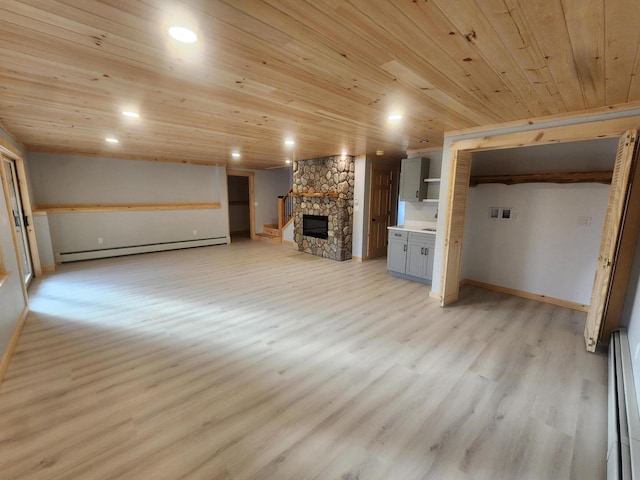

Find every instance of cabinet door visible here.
[400,158,429,202]
[387,239,407,273]
[424,241,435,281]
[406,242,427,278]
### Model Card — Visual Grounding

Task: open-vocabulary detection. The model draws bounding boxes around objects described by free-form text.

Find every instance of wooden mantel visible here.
[290,192,340,198]
[470,170,613,187]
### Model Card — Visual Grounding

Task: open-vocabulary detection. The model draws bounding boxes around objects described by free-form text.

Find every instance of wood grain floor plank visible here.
[0,239,607,479]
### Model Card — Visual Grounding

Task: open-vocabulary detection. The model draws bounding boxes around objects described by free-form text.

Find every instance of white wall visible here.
[33,214,55,268]
[352,155,367,258]
[253,168,291,229]
[28,153,230,257]
[461,183,609,304]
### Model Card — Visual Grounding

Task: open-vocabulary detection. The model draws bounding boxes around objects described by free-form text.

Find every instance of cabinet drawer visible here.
[388,230,408,242]
[408,232,434,244]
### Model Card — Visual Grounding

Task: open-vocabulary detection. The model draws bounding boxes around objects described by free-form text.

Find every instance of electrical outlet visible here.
[98,237,103,244]
[578,216,592,226]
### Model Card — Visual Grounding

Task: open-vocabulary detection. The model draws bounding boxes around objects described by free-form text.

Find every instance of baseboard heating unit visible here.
[57,237,228,263]
[609,330,640,479]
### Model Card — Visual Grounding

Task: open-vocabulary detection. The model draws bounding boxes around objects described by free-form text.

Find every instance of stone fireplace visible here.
[293,155,354,261]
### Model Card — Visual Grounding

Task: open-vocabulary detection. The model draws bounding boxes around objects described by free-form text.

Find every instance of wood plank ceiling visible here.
[1,0,639,169]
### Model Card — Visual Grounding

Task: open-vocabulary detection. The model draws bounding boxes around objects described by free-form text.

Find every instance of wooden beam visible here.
[451,116,640,152]
[470,170,613,187]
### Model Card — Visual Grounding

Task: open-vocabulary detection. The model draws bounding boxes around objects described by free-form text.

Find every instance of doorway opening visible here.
[439,118,640,351]
[227,170,256,241]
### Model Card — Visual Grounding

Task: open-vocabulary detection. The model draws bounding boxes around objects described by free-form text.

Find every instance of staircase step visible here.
[256,232,281,244]
[262,227,280,237]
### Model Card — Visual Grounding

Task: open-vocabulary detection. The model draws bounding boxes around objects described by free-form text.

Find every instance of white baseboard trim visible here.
[57,237,228,263]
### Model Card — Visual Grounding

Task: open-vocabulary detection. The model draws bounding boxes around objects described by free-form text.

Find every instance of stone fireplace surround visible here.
[292,155,354,261]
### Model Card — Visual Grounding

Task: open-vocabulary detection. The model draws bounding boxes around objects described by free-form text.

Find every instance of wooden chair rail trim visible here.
[34,203,221,213]
[470,170,613,187]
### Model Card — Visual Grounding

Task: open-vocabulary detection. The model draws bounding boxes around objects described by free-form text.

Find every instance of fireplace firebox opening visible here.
[303,214,328,240]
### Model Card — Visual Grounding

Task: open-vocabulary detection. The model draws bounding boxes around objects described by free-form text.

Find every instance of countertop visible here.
[388,221,437,234]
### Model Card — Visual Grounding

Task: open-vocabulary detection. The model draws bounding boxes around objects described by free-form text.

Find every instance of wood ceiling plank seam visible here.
[342,3,509,124]
[0,17,223,89]
[427,0,549,118]
[560,0,606,108]
[603,0,640,104]
[3,0,159,52]
[0,86,400,144]
[221,2,500,127]
[179,0,293,47]
[515,0,586,111]
[0,1,177,79]
[368,0,539,120]
[0,2,324,104]
[0,0,456,154]
[474,0,567,114]
[209,2,456,125]
[335,0,517,124]
[0,32,398,130]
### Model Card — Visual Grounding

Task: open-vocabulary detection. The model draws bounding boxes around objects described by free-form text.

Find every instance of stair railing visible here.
[278,187,294,229]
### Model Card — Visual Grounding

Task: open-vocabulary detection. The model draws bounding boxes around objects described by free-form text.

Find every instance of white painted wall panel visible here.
[461,183,609,304]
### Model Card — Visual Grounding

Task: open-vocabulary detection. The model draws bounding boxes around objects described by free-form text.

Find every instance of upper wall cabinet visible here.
[400,157,440,202]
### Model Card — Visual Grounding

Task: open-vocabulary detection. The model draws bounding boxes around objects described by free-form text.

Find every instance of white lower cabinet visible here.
[387,230,435,283]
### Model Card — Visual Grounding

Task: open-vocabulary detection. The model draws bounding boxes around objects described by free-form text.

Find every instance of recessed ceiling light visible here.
[387,114,403,121]
[376,150,384,156]
[285,159,291,164]
[122,111,140,118]
[105,137,119,144]
[232,152,241,159]
[168,26,198,43]
[284,139,295,147]
[419,139,429,143]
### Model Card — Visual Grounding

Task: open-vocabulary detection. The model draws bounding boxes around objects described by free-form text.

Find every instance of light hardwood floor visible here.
[0,239,607,479]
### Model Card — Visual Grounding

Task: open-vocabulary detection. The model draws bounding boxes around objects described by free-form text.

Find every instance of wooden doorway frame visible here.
[440,115,640,350]
[0,146,41,281]
[226,170,256,240]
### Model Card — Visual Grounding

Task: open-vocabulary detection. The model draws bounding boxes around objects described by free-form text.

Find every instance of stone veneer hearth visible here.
[293,155,354,261]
